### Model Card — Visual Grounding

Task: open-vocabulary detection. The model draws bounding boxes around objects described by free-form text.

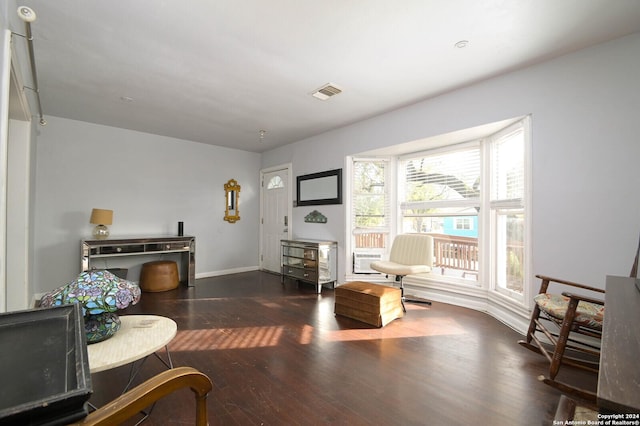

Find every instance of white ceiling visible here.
[15,0,640,153]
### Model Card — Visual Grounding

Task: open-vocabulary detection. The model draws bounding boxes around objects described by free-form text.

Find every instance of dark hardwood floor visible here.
[90,271,597,425]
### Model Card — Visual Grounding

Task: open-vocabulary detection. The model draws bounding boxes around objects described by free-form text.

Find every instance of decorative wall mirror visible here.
[224,179,241,223]
[296,168,342,206]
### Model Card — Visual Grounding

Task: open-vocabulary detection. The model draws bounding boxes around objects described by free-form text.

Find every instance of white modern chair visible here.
[370,233,434,311]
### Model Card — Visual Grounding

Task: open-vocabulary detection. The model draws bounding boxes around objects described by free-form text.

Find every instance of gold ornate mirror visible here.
[224,179,241,223]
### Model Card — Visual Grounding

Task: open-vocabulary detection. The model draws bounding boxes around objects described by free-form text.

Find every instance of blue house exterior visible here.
[443,216,478,238]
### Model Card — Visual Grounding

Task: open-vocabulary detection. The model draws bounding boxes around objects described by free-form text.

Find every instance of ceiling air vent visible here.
[311,83,343,101]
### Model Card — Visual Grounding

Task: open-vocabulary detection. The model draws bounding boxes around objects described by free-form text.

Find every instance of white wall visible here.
[12,28,640,302]
[33,117,261,295]
[262,33,640,290]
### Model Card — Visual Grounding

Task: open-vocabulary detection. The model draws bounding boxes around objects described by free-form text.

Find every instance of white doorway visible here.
[260,164,292,273]
[2,46,34,312]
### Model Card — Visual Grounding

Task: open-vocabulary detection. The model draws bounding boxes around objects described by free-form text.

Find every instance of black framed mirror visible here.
[296,169,342,206]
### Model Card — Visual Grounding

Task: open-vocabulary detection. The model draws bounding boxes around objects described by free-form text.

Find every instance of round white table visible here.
[87,315,177,374]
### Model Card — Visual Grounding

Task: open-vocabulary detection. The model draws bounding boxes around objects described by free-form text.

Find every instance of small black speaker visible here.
[178,221,184,236]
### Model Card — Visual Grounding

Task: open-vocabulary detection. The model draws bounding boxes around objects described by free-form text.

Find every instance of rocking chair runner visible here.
[518,274,605,400]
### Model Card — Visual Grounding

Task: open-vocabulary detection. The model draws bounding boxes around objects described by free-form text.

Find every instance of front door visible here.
[261,167,291,273]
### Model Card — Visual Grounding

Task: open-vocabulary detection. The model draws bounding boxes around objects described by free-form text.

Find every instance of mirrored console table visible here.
[81,236,195,286]
[281,239,337,293]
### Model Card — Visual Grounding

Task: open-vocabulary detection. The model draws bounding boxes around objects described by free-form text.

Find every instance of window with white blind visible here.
[400,143,481,282]
[489,122,526,299]
[351,159,391,273]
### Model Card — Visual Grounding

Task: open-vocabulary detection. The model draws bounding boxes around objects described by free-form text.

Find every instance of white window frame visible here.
[487,117,532,304]
[455,218,473,230]
[346,157,394,279]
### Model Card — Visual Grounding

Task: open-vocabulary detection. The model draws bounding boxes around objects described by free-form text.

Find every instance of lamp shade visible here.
[90,209,113,225]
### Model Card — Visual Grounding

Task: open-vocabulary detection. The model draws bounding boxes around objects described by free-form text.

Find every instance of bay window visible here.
[349,116,530,305]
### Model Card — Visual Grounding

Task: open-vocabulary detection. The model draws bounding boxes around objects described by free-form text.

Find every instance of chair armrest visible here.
[561,291,604,306]
[536,274,605,294]
[69,367,213,426]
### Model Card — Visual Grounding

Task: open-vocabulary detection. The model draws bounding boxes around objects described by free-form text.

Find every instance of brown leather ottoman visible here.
[140,260,179,292]
[334,281,404,327]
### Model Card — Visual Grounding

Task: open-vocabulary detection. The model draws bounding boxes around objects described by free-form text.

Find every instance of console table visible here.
[81,236,196,286]
[597,275,640,414]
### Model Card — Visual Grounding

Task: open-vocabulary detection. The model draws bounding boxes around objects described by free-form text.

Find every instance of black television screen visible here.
[0,304,92,425]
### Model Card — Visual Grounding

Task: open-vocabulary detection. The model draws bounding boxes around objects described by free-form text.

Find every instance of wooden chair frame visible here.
[518,274,604,401]
[69,367,213,426]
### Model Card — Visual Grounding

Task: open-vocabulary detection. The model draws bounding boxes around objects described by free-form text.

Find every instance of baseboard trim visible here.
[357,274,531,336]
[196,266,259,279]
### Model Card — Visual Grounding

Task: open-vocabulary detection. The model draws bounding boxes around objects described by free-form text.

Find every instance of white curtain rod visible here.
[15,6,46,126]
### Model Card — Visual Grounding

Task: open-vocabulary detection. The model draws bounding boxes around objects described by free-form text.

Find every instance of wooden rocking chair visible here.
[518,274,605,400]
[70,367,213,426]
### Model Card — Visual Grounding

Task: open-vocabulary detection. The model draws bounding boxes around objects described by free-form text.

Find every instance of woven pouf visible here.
[140,260,179,292]
[334,281,404,327]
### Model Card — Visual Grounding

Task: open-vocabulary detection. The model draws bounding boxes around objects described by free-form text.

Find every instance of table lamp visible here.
[90,208,113,239]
